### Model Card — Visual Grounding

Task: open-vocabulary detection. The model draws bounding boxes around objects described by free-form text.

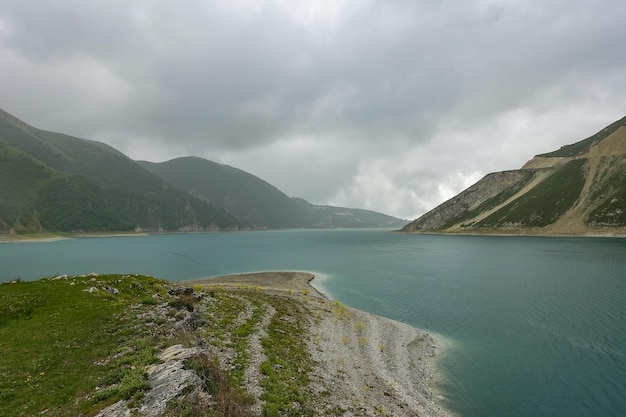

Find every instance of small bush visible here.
[140,296,158,305]
[168,295,196,312]
[185,353,253,417]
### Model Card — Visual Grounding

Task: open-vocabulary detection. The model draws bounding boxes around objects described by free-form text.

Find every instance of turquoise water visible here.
[2,230,625,417]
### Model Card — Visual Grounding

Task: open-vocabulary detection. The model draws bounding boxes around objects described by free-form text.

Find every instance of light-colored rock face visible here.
[141,345,206,417]
[521,155,575,169]
[588,126,626,158]
[94,345,206,417]
[402,170,536,232]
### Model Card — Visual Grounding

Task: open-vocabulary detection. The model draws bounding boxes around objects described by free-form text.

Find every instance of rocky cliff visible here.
[401,115,626,236]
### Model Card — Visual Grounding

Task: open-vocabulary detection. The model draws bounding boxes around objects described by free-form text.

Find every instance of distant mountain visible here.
[0,107,402,236]
[139,157,406,229]
[401,115,626,236]
[0,109,240,234]
[290,198,406,229]
[138,157,304,228]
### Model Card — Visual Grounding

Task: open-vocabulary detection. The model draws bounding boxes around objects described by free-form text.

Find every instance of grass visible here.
[259,295,315,417]
[478,159,586,227]
[586,158,626,226]
[200,286,319,417]
[0,274,169,417]
[200,290,266,389]
[1,277,322,417]
[180,353,254,417]
[331,301,351,321]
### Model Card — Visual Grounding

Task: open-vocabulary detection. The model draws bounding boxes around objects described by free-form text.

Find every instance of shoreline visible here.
[0,231,150,244]
[4,226,626,244]
[394,229,626,238]
[186,271,453,417]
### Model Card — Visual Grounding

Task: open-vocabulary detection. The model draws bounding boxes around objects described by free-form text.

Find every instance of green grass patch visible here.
[1,277,324,417]
[586,158,626,226]
[260,296,315,417]
[439,171,535,230]
[0,274,168,416]
[478,159,586,227]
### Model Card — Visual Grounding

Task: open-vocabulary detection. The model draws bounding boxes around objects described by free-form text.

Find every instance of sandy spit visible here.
[189,272,452,417]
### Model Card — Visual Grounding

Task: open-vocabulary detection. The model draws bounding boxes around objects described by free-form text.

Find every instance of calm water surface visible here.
[2,230,625,417]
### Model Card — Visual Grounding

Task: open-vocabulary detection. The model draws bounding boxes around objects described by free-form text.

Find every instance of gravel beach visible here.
[190,272,452,417]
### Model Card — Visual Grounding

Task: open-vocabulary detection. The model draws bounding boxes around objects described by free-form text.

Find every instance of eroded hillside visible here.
[401,116,626,236]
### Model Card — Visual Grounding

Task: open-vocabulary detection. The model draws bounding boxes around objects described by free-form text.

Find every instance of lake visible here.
[2,229,625,417]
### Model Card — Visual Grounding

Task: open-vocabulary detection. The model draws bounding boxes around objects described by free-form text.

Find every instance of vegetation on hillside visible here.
[140,158,405,229]
[1,108,400,234]
[440,185,527,230]
[477,159,586,227]
[0,275,169,416]
[587,159,626,226]
[0,109,240,234]
[403,114,626,235]
[139,158,306,229]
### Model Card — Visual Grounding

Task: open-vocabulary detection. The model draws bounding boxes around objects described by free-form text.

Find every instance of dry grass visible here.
[185,353,254,417]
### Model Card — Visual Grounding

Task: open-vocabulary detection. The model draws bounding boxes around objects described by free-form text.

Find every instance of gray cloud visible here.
[1,0,625,219]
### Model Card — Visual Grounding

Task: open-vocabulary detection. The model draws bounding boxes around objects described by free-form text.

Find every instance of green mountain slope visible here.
[140,157,406,229]
[401,115,626,236]
[0,109,240,234]
[139,157,305,228]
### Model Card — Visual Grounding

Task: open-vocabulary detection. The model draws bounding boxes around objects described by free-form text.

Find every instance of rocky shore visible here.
[193,272,451,417]
[98,272,452,417]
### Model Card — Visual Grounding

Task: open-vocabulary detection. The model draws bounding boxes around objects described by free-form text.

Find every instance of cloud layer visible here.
[2,0,625,219]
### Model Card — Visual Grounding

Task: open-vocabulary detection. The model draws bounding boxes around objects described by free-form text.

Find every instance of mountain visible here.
[138,157,305,228]
[0,109,240,234]
[139,157,406,229]
[291,197,406,229]
[0,107,402,235]
[401,115,626,236]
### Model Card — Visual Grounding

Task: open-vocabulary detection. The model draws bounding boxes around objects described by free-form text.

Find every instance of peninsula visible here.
[0,272,450,417]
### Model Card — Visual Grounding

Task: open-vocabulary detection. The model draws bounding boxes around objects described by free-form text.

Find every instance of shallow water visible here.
[2,230,625,417]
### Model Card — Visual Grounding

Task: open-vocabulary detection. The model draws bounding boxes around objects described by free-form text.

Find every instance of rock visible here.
[167,287,193,296]
[402,170,534,232]
[93,400,130,417]
[51,274,69,280]
[140,345,205,417]
[179,311,206,331]
[102,286,120,295]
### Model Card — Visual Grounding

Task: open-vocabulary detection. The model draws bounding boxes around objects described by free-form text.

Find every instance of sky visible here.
[1,0,625,220]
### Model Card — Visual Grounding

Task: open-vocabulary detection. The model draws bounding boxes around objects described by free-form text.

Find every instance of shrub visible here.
[185,353,253,417]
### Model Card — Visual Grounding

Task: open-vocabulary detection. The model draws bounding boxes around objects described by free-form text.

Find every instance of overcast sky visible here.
[1,0,625,219]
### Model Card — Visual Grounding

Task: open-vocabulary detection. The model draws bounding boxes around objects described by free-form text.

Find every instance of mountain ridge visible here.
[401,115,626,236]
[0,107,403,236]
[139,157,406,229]
[0,109,246,234]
